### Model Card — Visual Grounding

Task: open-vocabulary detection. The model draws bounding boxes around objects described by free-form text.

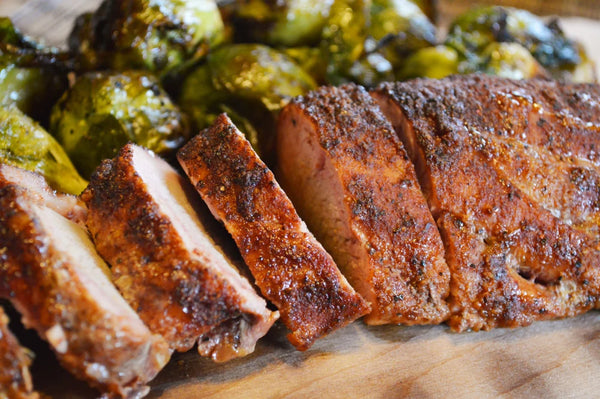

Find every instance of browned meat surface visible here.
[373,74,600,331]
[0,164,86,225]
[276,84,450,325]
[0,306,37,399]
[177,114,369,350]
[82,144,278,361]
[0,180,170,397]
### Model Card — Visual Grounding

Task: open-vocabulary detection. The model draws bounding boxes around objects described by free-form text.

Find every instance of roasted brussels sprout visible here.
[69,0,225,78]
[220,0,334,47]
[0,105,87,194]
[50,71,190,177]
[319,0,436,86]
[319,0,371,85]
[369,0,437,67]
[479,42,549,80]
[398,45,459,80]
[445,6,595,82]
[0,17,69,124]
[283,46,328,84]
[178,43,316,161]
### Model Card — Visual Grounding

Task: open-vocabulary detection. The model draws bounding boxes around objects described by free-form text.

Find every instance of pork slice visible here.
[177,114,370,350]
[82,144,278,361]
[0,184,170,398]
[373,75,600,331]
[0,163,86,225]
[0,305,37,399]
[276,84,450,325]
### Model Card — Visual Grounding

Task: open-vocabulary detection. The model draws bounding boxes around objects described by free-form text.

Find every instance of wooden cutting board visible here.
[28,311,600,398]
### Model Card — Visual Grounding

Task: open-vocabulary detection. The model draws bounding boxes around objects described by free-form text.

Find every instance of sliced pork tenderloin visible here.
[82,144,278,361]
[372,75,600,331]
[177,114,370,350]
[276,84,450,325]
[0,181,170,398]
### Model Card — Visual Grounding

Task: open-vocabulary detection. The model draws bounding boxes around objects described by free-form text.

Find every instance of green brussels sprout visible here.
[319,0,436,86]
[479,42,549,80]
[69,0,225,78]
[0,105,87,195]
[369,0,437,67]
[445,6,594,82]
[50,71,190,177]
[398,45,459,80]
[179,43,316,162]
[0,17,69,124]
[320,0,371,85]
[220,0,334,47]
[283,46,329,84]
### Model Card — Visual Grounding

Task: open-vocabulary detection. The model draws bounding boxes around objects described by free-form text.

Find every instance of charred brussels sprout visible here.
[0,106,87,194]
[445,6,595,82]
[50,71,190,177]
[179,44,316,161]
[69,0,225,78]
[221,0,334,47]
[0,17,69,124]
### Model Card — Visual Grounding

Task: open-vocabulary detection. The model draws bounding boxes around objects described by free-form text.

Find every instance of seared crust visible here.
[277,84,450,325]
[373,75,600,331]
[82,144,277,360]
[177,114,369,350]
[0,306,37,399]
[0,185,170,397]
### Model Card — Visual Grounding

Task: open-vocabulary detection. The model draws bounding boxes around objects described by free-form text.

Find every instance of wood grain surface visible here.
[23,311,600,398]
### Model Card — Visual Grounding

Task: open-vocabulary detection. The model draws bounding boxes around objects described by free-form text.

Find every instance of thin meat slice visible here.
[373,75,600,331]
[82,144,278,361]
[0,305,37,399]
[177,114,370,350]
[0,181,170,398]
[277,84,450,325]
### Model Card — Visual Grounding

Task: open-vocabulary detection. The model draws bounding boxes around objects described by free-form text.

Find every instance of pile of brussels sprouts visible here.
[0,0,595,194]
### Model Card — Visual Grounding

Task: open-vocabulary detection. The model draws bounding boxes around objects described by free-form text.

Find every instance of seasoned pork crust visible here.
[177,114,370,350]
[0,305,37,399]
[82,144,278,361]
[277,84,450,325]
[373,75,600,331]
[0,182,170,397]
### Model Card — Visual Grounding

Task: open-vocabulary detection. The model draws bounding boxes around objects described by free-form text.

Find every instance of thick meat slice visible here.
[373,75,600,331]
[0,305,37,399]
[82,144,277,361]
[276,84,450,325]
[177,114,369,350]
[0,183,170,397]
